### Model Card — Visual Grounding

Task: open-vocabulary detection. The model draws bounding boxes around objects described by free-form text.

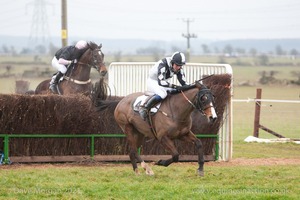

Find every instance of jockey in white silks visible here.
[139,51,188,120]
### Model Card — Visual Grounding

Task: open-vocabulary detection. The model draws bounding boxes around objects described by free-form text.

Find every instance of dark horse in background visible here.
[114,81,217,176]
[34,42,107,96]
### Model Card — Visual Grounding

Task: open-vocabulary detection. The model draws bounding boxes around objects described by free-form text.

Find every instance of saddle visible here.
[133,94,162,114]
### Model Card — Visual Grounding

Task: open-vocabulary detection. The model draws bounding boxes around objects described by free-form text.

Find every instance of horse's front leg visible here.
[156,136,179,167]
[181,131,205,176]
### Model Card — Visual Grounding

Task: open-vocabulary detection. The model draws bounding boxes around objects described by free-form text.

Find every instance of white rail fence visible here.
[233,99,300,103]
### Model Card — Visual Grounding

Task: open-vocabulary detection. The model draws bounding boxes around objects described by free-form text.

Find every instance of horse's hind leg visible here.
[156,136,179,167]
[125,124,140,173]
[125,125,154,175]
[133,128,154,176]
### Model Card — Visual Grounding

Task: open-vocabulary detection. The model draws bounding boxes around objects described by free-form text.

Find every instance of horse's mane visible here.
[76,41,99,61]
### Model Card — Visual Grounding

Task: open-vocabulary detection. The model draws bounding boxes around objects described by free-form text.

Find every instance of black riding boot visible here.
[139,94,163,120]
[49,72,64,94]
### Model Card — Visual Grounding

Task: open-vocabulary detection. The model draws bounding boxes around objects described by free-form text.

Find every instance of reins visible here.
[178,90,209,115]
[155,88,209,121]
[147,90,198,139]
[180,90,197,110]
[63,62,91,85]
[77,61,99,70]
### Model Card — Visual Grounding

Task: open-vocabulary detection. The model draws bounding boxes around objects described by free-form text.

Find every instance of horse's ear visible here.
[98,43,102,49]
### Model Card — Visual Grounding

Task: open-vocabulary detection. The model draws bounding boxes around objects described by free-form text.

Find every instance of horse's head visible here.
[94,43,108,77]
[83,42,107,77]
[195,81,217,123]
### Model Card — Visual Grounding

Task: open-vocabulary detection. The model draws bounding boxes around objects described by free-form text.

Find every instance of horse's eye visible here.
[201,95,207,101]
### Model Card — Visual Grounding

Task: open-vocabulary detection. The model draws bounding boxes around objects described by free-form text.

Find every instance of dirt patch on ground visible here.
[1,158,300,169]
[206,158,300,167]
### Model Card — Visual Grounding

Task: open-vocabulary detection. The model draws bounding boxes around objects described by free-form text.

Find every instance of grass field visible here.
[1,160,299,199]
[0,55,299,199]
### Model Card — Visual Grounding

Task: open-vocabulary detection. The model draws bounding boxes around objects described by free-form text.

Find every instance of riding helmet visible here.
[75,40,88,49]
[171,52,186,66]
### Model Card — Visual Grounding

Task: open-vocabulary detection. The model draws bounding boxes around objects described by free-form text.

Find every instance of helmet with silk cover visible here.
[171,52,186,66]
[75,40,88,49]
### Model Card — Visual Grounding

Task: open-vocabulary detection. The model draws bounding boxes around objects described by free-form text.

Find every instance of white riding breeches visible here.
[51,57,67,74]
[147,78,173,99]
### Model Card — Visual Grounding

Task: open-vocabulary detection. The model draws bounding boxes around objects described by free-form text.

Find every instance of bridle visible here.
[76,47,104,72]
[195,89,215,115]
[180,88,215,115]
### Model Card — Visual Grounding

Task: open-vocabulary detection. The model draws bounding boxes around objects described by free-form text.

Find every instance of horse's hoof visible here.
[197,170,204,177]
[134,168,140,175]
[141,161,154,176]
[156,160,163,166]
[146,170,155,176]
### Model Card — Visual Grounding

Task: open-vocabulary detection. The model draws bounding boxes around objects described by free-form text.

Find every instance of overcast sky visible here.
[1,0,300,42]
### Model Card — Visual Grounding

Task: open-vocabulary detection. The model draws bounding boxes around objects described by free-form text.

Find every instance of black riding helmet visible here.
[171,52,186,66]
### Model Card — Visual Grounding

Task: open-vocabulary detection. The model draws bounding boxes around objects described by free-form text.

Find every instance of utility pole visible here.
[182,18,197,62]
[61,0,68,47]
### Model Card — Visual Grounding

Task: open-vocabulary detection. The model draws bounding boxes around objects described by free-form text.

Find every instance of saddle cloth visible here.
[133,95,161,113]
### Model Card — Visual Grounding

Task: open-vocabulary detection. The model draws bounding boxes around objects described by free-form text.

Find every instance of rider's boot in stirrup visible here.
[139,94,162,120]
[49,72,63,94]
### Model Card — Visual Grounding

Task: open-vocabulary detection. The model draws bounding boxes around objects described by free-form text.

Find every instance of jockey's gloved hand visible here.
[167,89,180,94]
[171,84,189,91]
[71,59,77,64]
[171,84,180,90]
[180,84,190,91]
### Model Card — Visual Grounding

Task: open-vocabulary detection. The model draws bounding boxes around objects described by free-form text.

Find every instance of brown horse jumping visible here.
[35,42,107,95]
[114,81,217,176]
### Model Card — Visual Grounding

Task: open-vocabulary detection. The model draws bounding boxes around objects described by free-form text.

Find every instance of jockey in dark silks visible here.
[49,40,87,94]
[139,51,188,120]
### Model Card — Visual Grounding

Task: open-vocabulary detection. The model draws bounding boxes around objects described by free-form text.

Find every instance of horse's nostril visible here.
[209,116,217,123]
[100,71,107,76]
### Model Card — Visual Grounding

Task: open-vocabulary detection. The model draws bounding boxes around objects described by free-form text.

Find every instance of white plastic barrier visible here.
[108,62,233,161]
